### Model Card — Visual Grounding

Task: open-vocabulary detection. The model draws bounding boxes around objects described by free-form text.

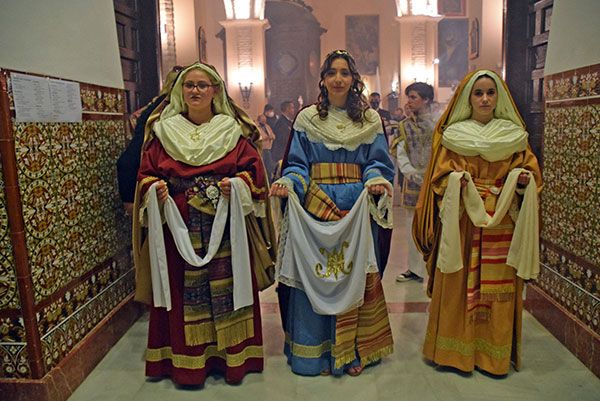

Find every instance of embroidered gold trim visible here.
[285,334,332,358]
[426,331,512,360]
[184,322,217,345]
[290,172,308,193]
[236,171,266,194]
[139,176,161,188]
[145,345,263,369]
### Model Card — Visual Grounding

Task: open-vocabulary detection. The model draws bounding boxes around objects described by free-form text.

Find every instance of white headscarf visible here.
[152,63,243,166]
[441,70,528,162]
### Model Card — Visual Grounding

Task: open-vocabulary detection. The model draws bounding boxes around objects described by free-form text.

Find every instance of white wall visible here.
[0,0,123,88]
[467,0,503,74]
[545,0,600,75]
[174,0,199,66]
[306,0,400,106]
[194,0,227,76]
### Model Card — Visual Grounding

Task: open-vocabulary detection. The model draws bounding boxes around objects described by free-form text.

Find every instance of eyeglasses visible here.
[182,81,217,91]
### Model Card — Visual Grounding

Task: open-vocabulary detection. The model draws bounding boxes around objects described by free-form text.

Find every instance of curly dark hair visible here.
[316,50,371,124]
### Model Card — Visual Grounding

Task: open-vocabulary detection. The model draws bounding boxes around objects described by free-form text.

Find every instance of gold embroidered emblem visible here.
[315,241,353,279]
[189,131,202,141]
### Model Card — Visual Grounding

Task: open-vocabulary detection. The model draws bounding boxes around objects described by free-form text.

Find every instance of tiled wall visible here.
[0,72,133,378]
[535,63,600,337]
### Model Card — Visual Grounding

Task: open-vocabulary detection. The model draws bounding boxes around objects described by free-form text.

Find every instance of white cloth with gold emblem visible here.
[276,189,379,315]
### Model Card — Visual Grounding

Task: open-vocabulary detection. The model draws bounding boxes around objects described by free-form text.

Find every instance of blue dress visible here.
[280,126,395,376]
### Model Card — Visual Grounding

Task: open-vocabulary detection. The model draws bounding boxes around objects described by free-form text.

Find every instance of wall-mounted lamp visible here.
[396,0,440,18]
[223,0,265,20]
[238,82,253,108]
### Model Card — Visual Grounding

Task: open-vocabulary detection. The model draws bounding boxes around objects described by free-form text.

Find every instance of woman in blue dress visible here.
[270,50,395,377]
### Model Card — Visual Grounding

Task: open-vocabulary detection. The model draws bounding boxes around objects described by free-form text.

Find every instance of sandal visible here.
[320,369,331,376]
[345,366,363,377]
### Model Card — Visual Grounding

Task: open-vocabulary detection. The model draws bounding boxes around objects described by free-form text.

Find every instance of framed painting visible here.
[346,15,379,75]
[469,18,479,59]
[438,0,466,17]
[438,18,469,87]
[197,27,207,62]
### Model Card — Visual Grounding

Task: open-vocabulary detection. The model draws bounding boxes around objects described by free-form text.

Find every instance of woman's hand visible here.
[219,177,231,199]
[123,202,134,216]
[157,181,169,204]
[269,182,289,198]
[456,170,468,188]
[367,182,393,197]
[517,172,530,186]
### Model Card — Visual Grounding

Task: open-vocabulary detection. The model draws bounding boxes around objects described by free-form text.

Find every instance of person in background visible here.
[264,103,278,129]
[270,49,395,377]
[133,62,276,386]
[256,113,276,176]
[390,82,436,284]
[117,65,183,216]
[414,69,542,375]
[368,92,392,122]
[391,106,406,123]
[271,100,296,164]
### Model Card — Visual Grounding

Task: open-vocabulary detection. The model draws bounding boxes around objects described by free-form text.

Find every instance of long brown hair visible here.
[316,50,370,123]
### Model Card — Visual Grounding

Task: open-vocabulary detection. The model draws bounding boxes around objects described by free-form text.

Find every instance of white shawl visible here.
[145,177,253,311]
[437,169,539,279]
[276,190,379,315]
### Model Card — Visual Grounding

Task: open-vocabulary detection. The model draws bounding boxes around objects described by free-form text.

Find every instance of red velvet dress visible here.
[137,136,267,385]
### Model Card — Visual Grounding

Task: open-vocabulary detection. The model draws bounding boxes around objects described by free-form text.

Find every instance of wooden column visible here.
[0,70,45,379]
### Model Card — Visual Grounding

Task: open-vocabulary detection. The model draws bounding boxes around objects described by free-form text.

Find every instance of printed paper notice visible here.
[11,73,83,123]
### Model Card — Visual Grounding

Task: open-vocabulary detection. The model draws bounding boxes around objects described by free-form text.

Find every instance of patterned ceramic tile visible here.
[41,267,135,373]
[538,246,600,335]
[0,342,29,378]
[1,74,131,378]
[13,119,128,304]
[545,63,600,101]
[542,103,600,266]
[80,85,125,114]
[0,165,19,310]
[540,64,600,338]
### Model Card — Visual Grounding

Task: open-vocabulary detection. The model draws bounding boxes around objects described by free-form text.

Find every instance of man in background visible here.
[271,100,296,168]
[116,66,182,215]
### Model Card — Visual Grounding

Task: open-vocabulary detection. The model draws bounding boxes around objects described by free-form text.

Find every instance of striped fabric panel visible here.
[355,274,393,365]
[304,181,345,221]
[480,224,515,296]
[310,162,361,185]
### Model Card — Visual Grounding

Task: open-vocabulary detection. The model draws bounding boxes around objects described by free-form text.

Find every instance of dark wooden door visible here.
[114,0,159,114]
[505,0,553,164]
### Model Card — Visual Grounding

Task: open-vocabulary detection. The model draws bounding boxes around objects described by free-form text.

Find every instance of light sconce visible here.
[223,0,265,20]
[396,0,441,19]
[238,82,253,108]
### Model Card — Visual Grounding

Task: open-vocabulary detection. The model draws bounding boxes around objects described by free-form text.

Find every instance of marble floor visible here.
[68,207,600,401]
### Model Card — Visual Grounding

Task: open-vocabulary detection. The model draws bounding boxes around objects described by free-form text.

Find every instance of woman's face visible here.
[323,57,353,106]
[182,69,217,112]
[469,76,497,124]
[406,90,428,114]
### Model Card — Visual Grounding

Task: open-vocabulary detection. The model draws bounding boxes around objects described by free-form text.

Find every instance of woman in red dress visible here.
[133,62,276,386]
